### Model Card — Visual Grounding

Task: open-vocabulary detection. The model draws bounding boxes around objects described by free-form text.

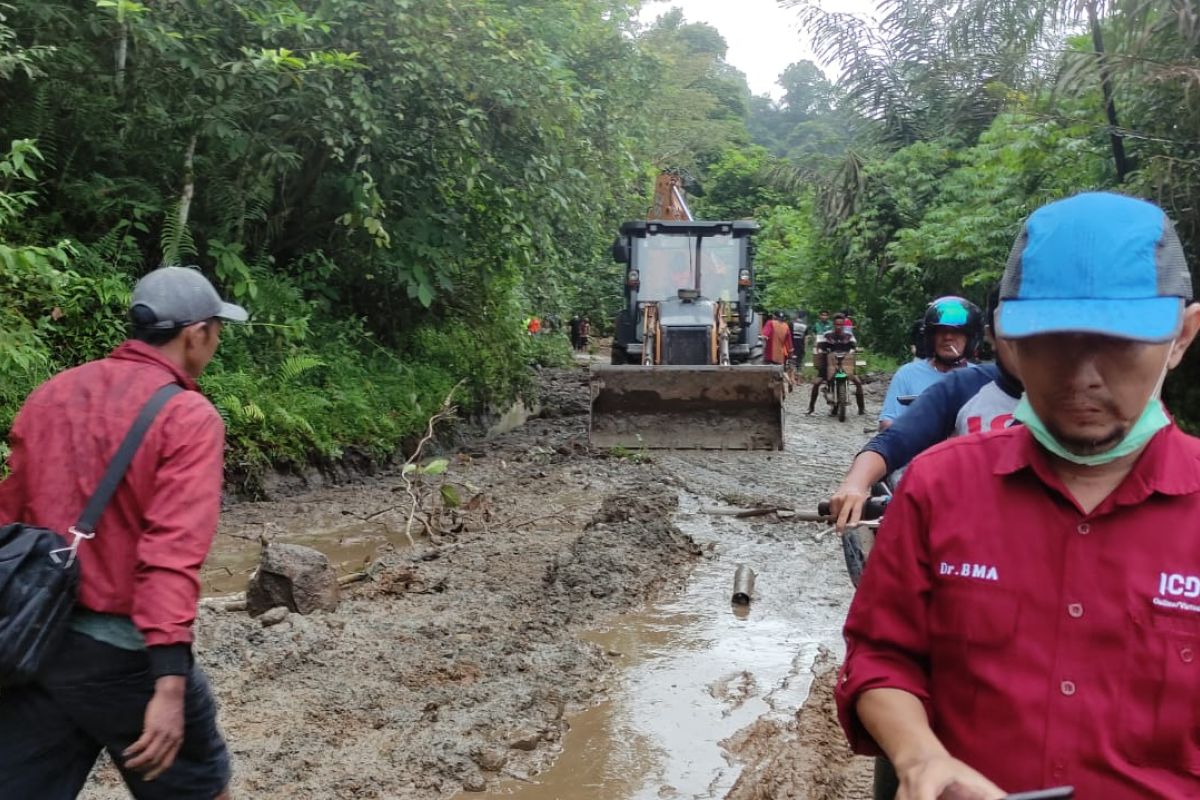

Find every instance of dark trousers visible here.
[0,630,230,800]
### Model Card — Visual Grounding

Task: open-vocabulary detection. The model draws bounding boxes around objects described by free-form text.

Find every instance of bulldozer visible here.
[589,172,786,450]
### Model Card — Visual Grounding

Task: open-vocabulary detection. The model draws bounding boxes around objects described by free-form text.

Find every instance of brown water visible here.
[471,492,854,800]
[465,395,870,800]
[200,520,422,595]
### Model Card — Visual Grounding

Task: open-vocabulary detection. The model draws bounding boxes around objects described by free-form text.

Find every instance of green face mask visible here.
[1012,347,1174,467]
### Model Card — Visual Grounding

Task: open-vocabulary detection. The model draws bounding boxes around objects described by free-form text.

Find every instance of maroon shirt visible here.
[838,424,1200,797]
[0,341,224,656]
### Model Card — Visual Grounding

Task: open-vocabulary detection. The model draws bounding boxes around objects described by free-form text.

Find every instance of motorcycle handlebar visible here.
[817,496,887,521]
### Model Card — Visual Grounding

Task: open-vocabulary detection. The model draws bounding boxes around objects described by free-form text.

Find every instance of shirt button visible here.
[1061,680,1077,696]
[1077,523,1090,535]
[1182,647,1195,664]
[1068,603,1084,618]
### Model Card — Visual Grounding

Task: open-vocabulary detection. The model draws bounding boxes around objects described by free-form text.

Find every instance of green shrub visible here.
[523,332,575,368]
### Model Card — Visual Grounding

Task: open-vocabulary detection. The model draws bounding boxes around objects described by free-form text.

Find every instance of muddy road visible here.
[86,366,882,799]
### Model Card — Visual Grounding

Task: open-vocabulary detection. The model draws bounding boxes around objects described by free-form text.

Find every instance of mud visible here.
[84,365,885,799]
[724,650,874,800]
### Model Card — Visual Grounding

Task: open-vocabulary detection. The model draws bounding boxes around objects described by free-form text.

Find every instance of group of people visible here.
[770,296,999,429]
[760,308,867,415]
[523,314,590,353]
[827,191,1200,798]
[568,315,590,352]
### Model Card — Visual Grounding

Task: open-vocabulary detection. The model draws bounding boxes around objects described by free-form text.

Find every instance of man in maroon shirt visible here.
[837,192,1200,799]
[0,266,245,799]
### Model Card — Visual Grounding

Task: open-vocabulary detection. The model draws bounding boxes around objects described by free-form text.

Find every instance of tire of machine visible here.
[836,378,847,422]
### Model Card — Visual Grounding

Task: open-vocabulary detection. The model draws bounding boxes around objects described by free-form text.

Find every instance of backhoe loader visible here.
[588,172,785,450]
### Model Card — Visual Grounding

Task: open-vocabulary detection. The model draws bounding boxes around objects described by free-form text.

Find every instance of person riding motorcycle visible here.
[808,313,866,415]
[829,289,1022,525]
[878,296,982,430]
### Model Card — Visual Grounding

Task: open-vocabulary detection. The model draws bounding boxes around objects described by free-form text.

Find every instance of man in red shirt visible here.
[0,266,245,799]
[761,311,794,366]
[837,192,1200,798]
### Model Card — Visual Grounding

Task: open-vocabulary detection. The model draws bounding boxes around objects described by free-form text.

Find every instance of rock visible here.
[472,745,508,772]
[246,543,340,616]
[507,728,541,751]
[259,606,289,627]
[461,772,488,793]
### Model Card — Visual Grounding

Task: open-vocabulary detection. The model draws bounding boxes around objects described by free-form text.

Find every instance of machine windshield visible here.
[633,233,740,302]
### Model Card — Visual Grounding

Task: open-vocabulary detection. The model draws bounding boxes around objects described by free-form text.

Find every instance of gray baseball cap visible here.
[131,266,248,329]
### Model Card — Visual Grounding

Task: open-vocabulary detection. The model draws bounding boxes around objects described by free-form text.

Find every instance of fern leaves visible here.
[160,201,197,266]
[278,354,325,383]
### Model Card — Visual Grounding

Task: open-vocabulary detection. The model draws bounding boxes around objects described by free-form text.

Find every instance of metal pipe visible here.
[731,564,756,605]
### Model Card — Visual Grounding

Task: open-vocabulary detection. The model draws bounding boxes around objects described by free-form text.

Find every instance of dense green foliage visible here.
[744,0,1200,424]
[0,0,745,475]
[5,0,1200,465]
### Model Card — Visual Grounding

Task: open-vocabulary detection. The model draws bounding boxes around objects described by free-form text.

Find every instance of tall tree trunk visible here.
[114,21,128,95]
[1087,0,1129,183]
[178,133,197,229]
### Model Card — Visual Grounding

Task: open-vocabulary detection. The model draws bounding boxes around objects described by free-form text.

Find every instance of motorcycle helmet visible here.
[923,296,983,361]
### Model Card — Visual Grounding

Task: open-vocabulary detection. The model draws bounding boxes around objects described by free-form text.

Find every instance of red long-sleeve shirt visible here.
[0,341,224,663]
[837,424,1200,797]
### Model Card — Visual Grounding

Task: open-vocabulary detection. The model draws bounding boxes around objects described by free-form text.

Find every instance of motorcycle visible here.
[816,491,888,587]
[827,351,851,422]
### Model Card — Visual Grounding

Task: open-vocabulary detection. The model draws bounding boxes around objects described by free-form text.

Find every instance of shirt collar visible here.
[108,340,199,391]
[993,422,1200,501]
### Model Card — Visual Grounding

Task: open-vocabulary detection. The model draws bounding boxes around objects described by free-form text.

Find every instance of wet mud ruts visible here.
[84,366,881,798]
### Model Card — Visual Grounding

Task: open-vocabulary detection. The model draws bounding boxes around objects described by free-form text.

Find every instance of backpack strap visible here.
[76,382,184,534]
[51,383,185,568]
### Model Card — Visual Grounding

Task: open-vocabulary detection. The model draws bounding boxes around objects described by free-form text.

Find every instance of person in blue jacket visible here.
[830,288,1022,529]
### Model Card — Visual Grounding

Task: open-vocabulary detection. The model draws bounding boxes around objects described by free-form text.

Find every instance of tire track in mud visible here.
[649,386,883,800]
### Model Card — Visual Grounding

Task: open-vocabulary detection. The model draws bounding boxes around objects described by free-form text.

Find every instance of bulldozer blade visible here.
[589,365,786,450]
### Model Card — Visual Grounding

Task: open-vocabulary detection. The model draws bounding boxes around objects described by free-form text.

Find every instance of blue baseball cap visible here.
[997,192,1192,342]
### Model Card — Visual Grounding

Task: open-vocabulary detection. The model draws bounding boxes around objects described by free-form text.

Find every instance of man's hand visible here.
[829,451,888,532]
[895,752,1005,800]
[830,479,870,532]
[857,689,1005,800]
[123,675,186,781]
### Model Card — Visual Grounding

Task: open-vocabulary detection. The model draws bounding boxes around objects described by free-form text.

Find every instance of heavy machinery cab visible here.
[611,220,761,365]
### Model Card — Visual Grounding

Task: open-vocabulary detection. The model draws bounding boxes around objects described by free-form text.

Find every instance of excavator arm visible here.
[649,171,694,222]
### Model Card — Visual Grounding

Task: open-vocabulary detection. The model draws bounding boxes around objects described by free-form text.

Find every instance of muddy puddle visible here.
[202,519,422,595]
[469,392,873,800]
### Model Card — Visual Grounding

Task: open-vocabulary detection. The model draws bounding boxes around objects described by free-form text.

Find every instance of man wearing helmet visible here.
[808,313,866,415]
[836,192,1200,798]
[829,287,1022,530]
[877,296,982,430]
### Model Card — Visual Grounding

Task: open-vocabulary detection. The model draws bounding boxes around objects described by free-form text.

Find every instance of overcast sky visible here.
[637,0,877,99]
